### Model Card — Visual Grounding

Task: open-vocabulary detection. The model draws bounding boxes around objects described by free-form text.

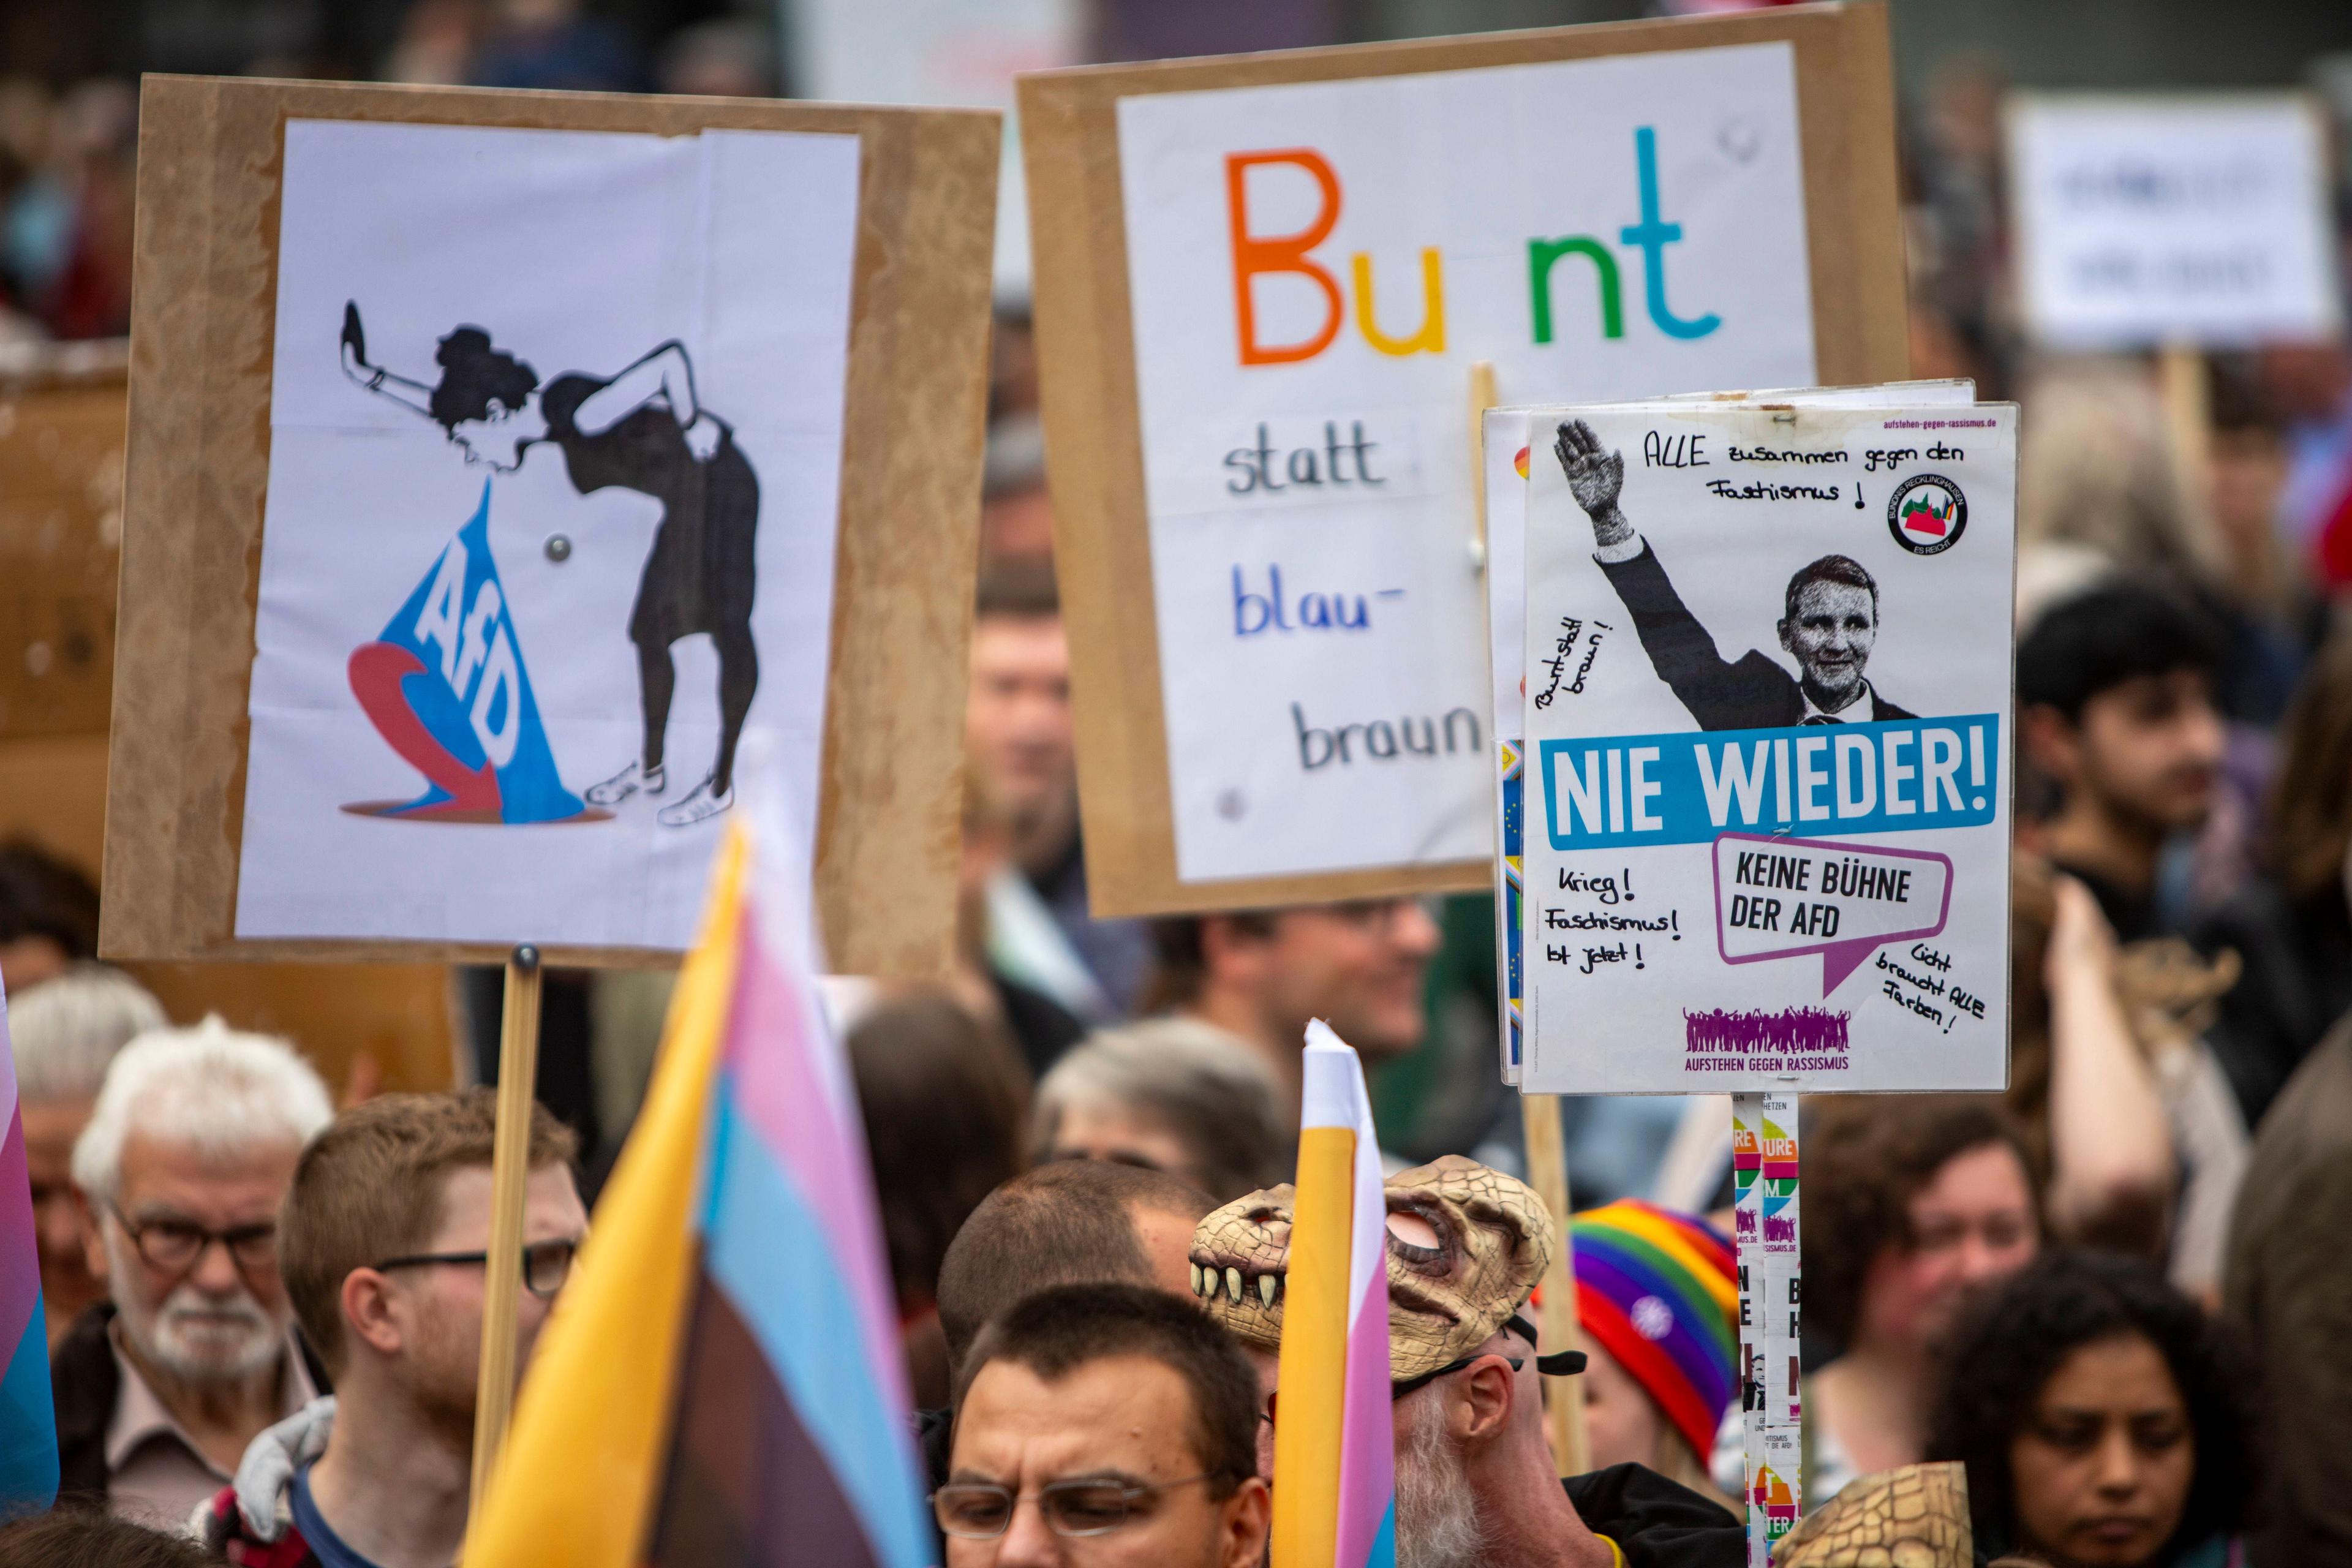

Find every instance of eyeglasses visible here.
[1387,1315,1588,1402]
[931,1473,1218,1539]
[1317,897,1438,937]
[371,1238,579,1300]
[110,1204,277,1276]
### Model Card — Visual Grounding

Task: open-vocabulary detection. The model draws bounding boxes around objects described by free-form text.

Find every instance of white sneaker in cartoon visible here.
[656,774,734,827]
[586,760,665,807]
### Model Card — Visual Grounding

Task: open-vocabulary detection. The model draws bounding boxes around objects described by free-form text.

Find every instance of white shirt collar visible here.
[1800,678,1874,723]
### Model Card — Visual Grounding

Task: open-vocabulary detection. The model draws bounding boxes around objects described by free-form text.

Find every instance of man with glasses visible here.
[198,1088,583,1568]
[50,1020,335,1525]
[1148,898,1441,1120]
[941,1283,1268,1568]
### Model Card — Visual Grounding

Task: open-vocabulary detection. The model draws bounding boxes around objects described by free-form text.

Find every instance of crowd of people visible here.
[0,18,2349,1568]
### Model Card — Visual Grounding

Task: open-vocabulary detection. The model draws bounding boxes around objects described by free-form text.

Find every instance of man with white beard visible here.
[50,1020,334,1526]
[1192,1158,1743,1568]
[1389,1317,1741,1568]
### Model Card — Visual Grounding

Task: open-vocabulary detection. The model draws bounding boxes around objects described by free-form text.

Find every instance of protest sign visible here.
[1483,381,1975,1084]
[1022,4,1908,914]
[2008,93,2343,349]
[1518,396,2015,1093]
[101,77,999,976]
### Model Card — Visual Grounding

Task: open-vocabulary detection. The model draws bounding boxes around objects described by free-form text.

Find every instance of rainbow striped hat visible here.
[1569,1200,1738,1461]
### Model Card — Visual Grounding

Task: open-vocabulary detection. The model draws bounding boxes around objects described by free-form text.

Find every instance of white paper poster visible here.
[2009,94,2343,349]
[1520,401,2015,1092]
[235,119,861,949]
[1117,43,1817,884]
[1485,383,1974,1084]
[786,0,1077,298]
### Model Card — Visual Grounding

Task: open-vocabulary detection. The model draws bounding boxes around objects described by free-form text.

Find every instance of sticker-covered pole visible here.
[1733,1092,1801,1564]
[470,944,543,1516]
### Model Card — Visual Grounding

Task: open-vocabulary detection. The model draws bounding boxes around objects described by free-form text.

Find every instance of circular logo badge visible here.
[1630,1295,1676,1341]
[1887,473,1967,556]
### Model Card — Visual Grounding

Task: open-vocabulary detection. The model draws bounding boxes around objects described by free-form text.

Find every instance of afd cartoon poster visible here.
[233,119,859,949]
[1519,399,2016,1093]
[1021,6,1909,916]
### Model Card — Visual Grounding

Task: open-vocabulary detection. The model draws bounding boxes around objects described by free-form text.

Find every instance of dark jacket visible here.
[1600,543,1914,731]
[1564,1464,1744,1567]
[53,1302,122,1505]
[53,1303,333,1509]
[2226,1016,2352,1567]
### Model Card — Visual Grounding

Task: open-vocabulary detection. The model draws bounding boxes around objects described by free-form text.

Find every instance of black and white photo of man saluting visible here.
[1553,418,1916,731]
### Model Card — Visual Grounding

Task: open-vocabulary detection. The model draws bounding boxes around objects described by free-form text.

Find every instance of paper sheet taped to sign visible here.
[1518,396,2015,1093]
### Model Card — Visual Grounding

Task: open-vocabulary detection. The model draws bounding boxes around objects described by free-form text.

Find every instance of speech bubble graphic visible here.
[1711,832,1953,996]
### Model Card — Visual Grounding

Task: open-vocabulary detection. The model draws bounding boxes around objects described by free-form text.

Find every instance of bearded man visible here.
[52,1022,336,1525]
[1192,1156,1743,1568]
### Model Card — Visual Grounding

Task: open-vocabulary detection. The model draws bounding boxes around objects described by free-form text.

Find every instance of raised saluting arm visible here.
[1553,418,1640,562]
[339,301,435,418]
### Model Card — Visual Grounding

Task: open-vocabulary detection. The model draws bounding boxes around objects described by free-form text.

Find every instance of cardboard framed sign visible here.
[102,76,999,975]
[1021,2,1908,916]
[2008,92,2343,349]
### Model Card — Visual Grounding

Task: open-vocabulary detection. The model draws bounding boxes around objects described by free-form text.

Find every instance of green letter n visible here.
[1528,236,1623,345]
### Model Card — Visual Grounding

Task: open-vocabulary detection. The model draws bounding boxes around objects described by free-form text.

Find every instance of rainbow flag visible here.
[466,805,929,1567]
[0,992,55,1514]
[1270,1021,1394,1568]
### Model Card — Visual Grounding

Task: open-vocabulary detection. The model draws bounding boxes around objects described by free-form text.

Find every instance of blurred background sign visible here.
[785,0,1081,301]
[2008,93,2344,349]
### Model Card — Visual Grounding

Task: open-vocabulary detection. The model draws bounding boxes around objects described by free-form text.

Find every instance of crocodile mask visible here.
[1188,1154,1556,1381]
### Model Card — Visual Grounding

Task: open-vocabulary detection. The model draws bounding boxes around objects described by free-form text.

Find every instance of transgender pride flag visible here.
[1270,1022,1395,1568]
[467,771,927,1567]
[0,991,55,1514]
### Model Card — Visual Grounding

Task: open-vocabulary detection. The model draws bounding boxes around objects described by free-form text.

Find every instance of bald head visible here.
[937,1160,1215,1378]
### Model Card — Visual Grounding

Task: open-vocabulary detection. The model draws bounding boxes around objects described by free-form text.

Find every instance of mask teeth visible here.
[1191,1262,1286,1310]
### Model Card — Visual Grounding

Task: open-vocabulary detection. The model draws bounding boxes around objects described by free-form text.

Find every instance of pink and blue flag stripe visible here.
[642,842,929,1567]
[1309,1022,1396,1568]
[0,992,56,1513]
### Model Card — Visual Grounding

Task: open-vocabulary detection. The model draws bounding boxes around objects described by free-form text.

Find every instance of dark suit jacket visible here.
[1598,543,1913,731]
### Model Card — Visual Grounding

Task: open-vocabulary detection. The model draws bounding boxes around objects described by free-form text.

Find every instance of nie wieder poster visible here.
[1520,399,2016,1093]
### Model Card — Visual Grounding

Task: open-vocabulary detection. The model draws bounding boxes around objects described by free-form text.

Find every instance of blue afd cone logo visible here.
[345,484,592,824]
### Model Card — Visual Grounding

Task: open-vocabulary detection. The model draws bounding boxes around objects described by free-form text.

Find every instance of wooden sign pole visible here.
[2157,341,2215,570]
[1521,1094,1591,1477]
[469,944,544,1516]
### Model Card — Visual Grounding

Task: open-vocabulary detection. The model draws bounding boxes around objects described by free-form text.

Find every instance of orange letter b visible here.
[1226,150,1343,367]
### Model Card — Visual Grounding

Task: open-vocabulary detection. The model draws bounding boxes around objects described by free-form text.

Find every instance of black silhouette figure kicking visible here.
[342,302,760,826]
[1553,418,1915,731]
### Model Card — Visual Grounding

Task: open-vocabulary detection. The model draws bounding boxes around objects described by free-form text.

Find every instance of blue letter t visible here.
[1619,126,1721,341]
